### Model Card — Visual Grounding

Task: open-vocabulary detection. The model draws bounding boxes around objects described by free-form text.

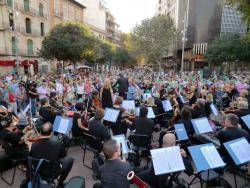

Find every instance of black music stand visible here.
[223,137,250,188]
[187,143,225,187]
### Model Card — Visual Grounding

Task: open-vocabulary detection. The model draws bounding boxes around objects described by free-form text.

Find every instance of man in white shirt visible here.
[37,82,49,100]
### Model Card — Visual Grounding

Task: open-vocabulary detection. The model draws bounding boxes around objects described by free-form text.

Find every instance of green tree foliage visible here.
[40,23,94,63]
[131,15,177,64]
[206,33,250,65]
[227,0,250,26]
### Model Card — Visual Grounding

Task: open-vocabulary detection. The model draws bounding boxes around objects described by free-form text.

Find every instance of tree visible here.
[205,33,250,65]
[131,15,177,64]
[40,23,94,64]
[227,0,250,26]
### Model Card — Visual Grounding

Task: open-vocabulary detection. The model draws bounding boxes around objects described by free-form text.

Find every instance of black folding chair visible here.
[0,141,26,185]
[81,132,102,169]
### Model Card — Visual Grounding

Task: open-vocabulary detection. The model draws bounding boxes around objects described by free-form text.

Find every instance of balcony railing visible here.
[0,21,43,37]
[1,2,48,18]
[0,47,38,57]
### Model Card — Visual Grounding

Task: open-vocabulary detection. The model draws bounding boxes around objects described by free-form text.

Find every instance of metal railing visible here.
[0,21,43,37]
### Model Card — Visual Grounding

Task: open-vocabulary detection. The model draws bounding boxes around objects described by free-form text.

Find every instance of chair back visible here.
[27,156,59,183]
[128,134,150,148]
[83,132,102,152]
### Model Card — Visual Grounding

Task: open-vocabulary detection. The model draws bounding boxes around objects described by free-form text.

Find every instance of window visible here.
[25,18,31,33]
[27,39,33,55]
[23,0,30,12]
[54,0,60,15]
[40,22,44,36]
[11,37,17,55]
[39,3,44,17]
[7,0,12,7]
[9,13,14,30]
[63,2,68,20]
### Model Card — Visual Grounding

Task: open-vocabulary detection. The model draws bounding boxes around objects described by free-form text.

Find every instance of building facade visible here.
[0,0,49,74]
[106,11,120,45]
[220,3,247,35]
[156,0,247,71]
[80,0,107,38]
[49,0,86,30]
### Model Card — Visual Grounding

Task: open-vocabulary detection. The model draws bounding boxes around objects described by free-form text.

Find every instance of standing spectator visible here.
[16,82,27,112]
[4,86,17,115]
[28,82,38,116]
[100,79,113,109]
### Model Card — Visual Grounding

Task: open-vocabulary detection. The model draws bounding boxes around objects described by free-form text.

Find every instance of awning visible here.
[0,60,34,66]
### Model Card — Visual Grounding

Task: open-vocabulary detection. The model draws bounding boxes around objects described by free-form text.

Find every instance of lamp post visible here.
[12,0,20,74]
[180,0,190,73]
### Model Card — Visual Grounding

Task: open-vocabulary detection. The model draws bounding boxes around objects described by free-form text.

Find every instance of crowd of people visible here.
[0,66,249,188]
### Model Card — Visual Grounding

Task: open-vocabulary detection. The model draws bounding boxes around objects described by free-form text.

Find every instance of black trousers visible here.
[58,157,74,184]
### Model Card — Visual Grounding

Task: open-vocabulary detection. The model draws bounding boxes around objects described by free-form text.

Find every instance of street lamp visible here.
[12,0,20,74]
[180,0,190,74]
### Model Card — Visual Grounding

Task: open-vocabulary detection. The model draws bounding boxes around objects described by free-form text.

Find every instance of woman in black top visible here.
[71,103,88,138]
[100,79,113,109]
[0,116,29,160]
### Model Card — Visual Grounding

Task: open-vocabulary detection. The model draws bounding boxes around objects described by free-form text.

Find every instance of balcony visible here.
[0,21,43,37]
[4,0,48,18]
[0,47,38,57]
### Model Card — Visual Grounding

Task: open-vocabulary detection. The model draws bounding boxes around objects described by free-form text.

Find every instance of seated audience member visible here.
[29,122,74,187]
[89,108,111,142]
[138,133,193,188]
[97,139,132,188]
[39,98,62,124]
[71,103,88,138]
[217,114,250,143]
[134,106,154,138]
[191,98,206,118]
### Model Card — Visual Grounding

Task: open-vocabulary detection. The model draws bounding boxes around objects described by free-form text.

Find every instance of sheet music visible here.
[174,123,188,140]
[147,107,155,119]
[241,115,250,130]
[194,118,213,134]
[112,134,128,154]
[151,146,185,175]
[122,100,135,111]
[162,100,173,112]
[103,108,120,122]
[57,118,70,134]
[230,139,250,164]
[201,145,225,169]
[210,104,218,116]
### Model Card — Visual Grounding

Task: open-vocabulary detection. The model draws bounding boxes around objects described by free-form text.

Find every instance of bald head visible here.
[162,133,176,147]
[41,122,53,136]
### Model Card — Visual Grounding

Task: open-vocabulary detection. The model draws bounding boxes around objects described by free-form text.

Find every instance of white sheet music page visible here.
[122,100,135,111]
[195,118,213,134]
[103,109,112,121]
[112,135,128,154]
[110,110,120,122]
[162,100,172,111]
[201,145,225,169]
[147,107,155,118]
[230,139,250,164]
[210,104,218,116]
[151,146,185,175]
[58,118,70,134]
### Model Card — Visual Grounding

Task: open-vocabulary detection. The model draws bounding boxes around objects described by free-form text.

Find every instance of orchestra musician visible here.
[49,92,63,111]
[94,140,132,188]
[39,98,62,124]
[134,106,154,139]
[29,122,74,188]
[137,133,193,188]
[71,103,89,138]
[0,115,29,171]
[191,98,206,119]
